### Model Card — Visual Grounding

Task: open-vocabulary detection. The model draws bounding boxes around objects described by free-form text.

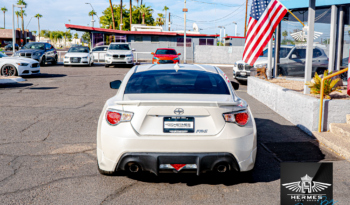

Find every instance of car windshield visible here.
[155,49,177,55]
[125,70,230,95]
[109,44,130,50]
[23,43,45,50]
[68,47,89,53]
[261,47,292,58]
[0,53,8,57]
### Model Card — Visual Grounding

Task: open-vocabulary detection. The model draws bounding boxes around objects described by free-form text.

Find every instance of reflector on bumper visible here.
[159,164,197,171]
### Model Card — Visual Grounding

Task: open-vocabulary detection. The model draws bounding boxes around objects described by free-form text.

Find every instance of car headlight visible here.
[64,56,69,59]
[125,54,132,57]
[154,57,159,60]
[16,63,29,66]
[106,54,112,57]
[173,57,180,61]
[255,64,267,68]
[234,62,237,67]
[33,52,41,56]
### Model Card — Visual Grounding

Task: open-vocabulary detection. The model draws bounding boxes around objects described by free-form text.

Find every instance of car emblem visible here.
[174,108,184,115]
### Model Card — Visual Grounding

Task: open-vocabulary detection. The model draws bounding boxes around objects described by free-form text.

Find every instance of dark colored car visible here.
[14,42,58,66]
[4,44,19,51]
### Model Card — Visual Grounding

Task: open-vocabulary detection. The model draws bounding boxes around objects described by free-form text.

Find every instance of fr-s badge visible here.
[196,129,208,133]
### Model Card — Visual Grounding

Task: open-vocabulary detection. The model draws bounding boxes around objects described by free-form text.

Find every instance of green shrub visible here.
[305,70,341,99]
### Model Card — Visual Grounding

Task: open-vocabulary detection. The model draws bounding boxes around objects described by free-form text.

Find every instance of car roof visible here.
[156,48,176,50]
[109,42,129,45]
[135,64,218,74]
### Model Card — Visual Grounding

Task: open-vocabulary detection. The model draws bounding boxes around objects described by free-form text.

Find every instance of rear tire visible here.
[105,64,109,68]
[40,56,46,66]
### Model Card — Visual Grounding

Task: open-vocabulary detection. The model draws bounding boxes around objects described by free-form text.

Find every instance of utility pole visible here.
[244,0,248,37]
[183,0,188,64]
[120,0,123,30]
[168,12,171,31]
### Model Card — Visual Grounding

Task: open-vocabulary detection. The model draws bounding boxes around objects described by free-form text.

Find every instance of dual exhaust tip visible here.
[127,163,229,173]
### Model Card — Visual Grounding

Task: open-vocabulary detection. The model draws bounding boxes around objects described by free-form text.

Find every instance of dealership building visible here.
[0,29,36,46]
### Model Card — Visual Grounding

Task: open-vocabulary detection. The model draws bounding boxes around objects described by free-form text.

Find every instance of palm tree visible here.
[156,13,164,26]
[74,33,78,39]
[162,6,169,30]
[139,0,143,24]
[17,0,27,45]
[282,30,288,40]
[34,14,42,42]
[139,4,153,25]
[1,7,7,29]
[120,0,123,30]
[129,0,132,31]
[15,11,21,28]
[88,10,97,26]
[109,0,115,29]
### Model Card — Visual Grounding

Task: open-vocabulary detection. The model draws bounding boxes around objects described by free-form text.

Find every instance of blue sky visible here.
[0,0,251,37]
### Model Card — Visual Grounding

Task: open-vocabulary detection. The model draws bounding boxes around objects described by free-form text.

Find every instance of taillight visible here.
[106,109,133,126]
[223,111,249,126]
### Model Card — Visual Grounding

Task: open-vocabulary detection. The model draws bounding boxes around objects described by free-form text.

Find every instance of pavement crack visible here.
[20,120,41,133]
[0,156,21,186]
[100,182,138,205]
[42,131,51,141]
[75,102,93,109]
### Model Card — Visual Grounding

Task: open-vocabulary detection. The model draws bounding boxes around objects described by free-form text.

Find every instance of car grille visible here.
[237,63,253,71]
[70,57,81,63]
[31,63,39,68]
[20,53,32,58]
[159,60,174,64]
[113,54,126,58]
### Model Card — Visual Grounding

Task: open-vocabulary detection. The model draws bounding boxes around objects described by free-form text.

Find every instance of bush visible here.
[305,70,341,99]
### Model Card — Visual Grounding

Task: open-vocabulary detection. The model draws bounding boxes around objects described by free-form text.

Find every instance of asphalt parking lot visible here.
[0,64,349,204]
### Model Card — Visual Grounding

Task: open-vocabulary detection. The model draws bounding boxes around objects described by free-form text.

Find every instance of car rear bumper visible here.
[97,122,257,174]
[113,152,240,175]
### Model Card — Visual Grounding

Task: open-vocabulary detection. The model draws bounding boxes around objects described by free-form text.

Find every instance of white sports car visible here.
[63,46,93,66]
[97,64,257,176]
[0,52,40,76]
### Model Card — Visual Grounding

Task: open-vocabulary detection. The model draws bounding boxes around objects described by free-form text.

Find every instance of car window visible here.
[109,44,130,50]
[0,53,7,58]
[125,70,230,95]
[291,49,306,59]
[155,49,177,55]
[261,47,292,58]
[313,49,322,58]
[68,47,90,53]
[23,43,45,50]
[45,44,51,50]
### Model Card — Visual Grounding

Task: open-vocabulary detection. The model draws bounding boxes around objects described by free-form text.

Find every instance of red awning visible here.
[65,24,219,38]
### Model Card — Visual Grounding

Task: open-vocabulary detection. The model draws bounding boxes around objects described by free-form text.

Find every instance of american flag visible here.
[242,0,288,66]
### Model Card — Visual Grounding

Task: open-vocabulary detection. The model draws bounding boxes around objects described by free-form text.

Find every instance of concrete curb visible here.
[0,77,26,84]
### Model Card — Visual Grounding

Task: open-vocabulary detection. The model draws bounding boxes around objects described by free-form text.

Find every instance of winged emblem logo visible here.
[282,174,331,193]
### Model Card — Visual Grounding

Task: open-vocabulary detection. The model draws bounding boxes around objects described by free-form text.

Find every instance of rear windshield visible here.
[156,49,177,55]
[124,70,230,95]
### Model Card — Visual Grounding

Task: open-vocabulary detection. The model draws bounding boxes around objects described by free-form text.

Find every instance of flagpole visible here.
[244,0,248,37]
[287,9,305,27]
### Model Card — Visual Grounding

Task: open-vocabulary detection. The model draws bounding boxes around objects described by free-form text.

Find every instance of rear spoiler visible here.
[114,101,240,107]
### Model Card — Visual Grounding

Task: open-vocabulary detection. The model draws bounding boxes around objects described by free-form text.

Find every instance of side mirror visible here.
[178,53,181,55]
[231,81,239,90]
[132,48,136,51]
[291,54,297,59]
[151,52,154,55]
[110,80,122,89]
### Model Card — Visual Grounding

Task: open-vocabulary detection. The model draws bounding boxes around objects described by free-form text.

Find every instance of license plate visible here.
[163,117,194,133]
[240,72,247,76]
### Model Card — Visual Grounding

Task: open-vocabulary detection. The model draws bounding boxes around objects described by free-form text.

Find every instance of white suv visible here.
[105,43,135,67]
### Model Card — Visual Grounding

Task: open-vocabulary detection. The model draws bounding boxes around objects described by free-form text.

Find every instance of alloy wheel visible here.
[1,65,17,76]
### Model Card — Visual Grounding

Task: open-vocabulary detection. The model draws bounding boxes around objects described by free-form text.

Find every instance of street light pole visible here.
[13,4,26,54]
[85,3,100,27]
[183,0,188,64]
